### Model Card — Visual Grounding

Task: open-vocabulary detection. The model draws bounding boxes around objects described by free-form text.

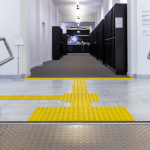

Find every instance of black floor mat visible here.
[30,54,127,77]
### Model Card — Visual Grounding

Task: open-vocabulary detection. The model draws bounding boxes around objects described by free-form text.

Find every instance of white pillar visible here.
[48,0,53,61]
[127,0,137,77]
[20,0,31,78]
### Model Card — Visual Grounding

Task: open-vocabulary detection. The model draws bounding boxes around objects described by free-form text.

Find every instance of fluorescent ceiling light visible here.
[76,0,79,5]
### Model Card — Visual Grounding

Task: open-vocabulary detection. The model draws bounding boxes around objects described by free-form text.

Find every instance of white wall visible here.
[127,0,150,78]
[0,0,62,78]
[0,0,21,77]
[30,0,37,69]
[30,0,62,70]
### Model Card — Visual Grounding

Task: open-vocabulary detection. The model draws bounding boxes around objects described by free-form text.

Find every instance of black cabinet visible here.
[52,27,67,60]
[93,27,98,59]
[62,34,67,55]
[89,31,94,56]
[98,19,105,64]
[105,4,127,75]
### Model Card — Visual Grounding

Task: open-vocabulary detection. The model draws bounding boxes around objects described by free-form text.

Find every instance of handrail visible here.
[0,37,14,66]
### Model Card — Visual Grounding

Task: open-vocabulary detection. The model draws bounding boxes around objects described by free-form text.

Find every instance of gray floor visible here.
[0,78,150,121]
[30,54,127,77]
[1,124,150,150]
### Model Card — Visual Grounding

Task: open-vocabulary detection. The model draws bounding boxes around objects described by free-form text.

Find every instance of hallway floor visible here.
[30,54,127,77]
[0,78,150,121]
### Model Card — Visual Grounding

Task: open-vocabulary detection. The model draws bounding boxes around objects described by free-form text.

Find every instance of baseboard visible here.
[0,72,31,79]
[43,58,52,62]
[127,72,150,79]
[22,72,31,78]
[30,64,37,69]
[136,75,150,79]
[127,72,136,78]
[30,59,52,69]
[0,75,22,79]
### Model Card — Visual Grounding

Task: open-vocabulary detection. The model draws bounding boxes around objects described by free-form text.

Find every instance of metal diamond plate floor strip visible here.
[0,124,150,150]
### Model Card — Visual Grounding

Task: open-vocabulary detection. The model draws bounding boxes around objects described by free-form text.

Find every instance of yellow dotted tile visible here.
[28,107,135,121]
[61,94,100,102]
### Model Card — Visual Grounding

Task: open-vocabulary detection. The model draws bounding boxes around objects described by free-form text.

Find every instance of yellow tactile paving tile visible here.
[72,79,88,94]
[26,78,133,80]
[71,102,92,107]
[61,94,100,102]
[0,96,61,100]
[28,107,135,121]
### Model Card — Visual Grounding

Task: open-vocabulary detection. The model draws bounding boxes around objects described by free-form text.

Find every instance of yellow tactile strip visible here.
[26,78,133,80]
[61,94,100,102]
[28,78,135,121]
[72,78,88,93]
[0,96,61,100]
[28,107,135,121]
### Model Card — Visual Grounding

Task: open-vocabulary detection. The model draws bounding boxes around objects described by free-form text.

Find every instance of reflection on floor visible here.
[0,78,150,121]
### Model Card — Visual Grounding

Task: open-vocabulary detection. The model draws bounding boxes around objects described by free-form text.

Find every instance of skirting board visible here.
[0,75,22,79]
[127,72,136,78]
[127,72,150,79]
[30,59,52,69]
[0,73,31,79]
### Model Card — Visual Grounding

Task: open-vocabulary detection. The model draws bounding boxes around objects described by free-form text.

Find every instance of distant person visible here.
[81,41,85,53]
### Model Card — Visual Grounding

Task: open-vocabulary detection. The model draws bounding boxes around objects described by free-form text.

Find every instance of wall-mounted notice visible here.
[115,18,123,28]
[141,6,150,37]
[14,36,24,46]
[137,0,150,74]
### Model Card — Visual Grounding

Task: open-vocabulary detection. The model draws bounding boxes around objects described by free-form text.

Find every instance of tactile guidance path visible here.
[28,78,135,121]
[1,125,150,150]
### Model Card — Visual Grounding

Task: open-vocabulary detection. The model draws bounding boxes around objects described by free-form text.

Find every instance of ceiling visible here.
[52,0,102,16]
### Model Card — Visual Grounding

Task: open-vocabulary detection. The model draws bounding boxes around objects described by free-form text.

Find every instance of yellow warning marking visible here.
[72,78,88,93]
[28,107,135,121]
[28,78,135,121]
[61,94,100,102]
[25,78,133,80]
[0,96,61,100]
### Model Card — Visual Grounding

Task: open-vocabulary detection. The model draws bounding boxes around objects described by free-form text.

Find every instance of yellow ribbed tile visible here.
[28,107,135,121]
[0,96,61,100]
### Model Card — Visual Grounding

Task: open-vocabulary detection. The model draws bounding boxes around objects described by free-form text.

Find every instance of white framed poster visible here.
[14,36,24,46]
[115,18,123,28]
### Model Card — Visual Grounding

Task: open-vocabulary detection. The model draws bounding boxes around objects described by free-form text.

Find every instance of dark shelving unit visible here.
[105,4,127,75]
[93,27,98,59]
[52,26,63,60]
[63,34,67,55]
[98,19,105,64]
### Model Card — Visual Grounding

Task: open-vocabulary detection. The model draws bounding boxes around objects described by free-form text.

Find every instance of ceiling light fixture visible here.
[76,0,80,26]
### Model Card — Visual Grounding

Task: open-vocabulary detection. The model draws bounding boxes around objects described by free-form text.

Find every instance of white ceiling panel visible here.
[52,0,102,16]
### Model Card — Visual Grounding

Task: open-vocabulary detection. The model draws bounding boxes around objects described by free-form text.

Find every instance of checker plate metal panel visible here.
[0,124,150,150]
